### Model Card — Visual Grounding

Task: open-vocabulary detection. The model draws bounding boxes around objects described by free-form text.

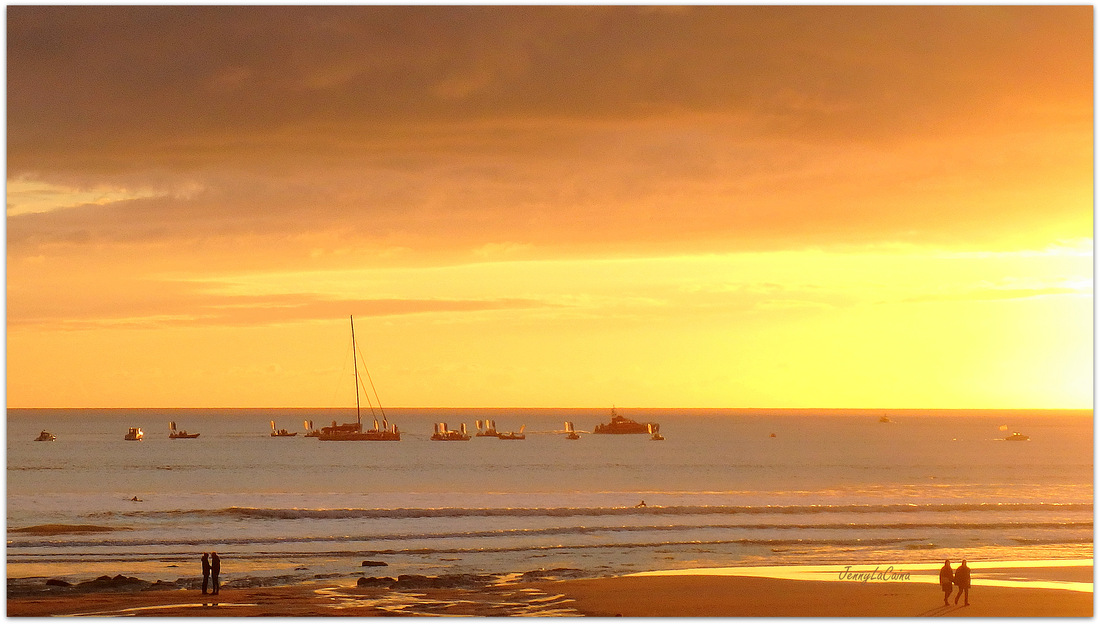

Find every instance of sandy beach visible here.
[8,564,1091,617]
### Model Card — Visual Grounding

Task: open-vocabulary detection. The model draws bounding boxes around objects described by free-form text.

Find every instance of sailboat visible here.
[169,421,200,439]
[318,316,400,441]
[564,421,580,440]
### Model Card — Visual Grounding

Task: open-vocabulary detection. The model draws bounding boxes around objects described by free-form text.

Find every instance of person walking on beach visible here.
[953,559,971,606]
[211,551,221,595]
[938,559,954,605]
[200,552,210,595]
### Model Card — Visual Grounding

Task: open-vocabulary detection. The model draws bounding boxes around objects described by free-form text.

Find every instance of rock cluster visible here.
[357,573,496,589]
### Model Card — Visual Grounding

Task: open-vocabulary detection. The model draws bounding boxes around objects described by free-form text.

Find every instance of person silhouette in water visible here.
[938,559,954,605]
[200,552,210,595]
[211,552,221,595]
[953,559,971,606]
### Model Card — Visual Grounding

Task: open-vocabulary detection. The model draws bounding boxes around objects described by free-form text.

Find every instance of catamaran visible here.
[318,316,400,441]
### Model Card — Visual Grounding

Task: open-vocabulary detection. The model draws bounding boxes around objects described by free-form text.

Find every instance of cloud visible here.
[6,7,1092,279]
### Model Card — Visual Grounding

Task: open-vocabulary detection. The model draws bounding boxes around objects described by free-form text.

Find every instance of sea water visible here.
[6,408,1092,586]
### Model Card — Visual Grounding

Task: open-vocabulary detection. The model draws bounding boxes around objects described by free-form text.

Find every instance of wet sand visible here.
[8,565,1092,617]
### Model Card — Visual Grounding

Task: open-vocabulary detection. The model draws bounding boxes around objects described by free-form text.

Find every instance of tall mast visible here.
[351,315,361,425]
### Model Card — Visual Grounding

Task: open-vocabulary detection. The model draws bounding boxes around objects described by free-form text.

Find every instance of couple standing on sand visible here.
[938,559,971,606]
[201,552,221,595]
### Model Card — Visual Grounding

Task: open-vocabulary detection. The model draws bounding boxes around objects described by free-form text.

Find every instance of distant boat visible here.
[1005,431,1030,441]
[648,423,664,441]
[124,427,144,441]
[497,425,526,440]
[270,421,298,437]
[34,430,56,442]
[169,421,200,439]
[431,422,470,441]
[475,419,500,437]
[593,407,657,435]
[318,316,400,441]
[879,415,892,423]
[303,420,320,438]
[769,432,777,438]
[565,421,580,440]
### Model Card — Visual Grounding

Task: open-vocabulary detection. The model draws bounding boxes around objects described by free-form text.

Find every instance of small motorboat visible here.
[497,425,526,440]
[1005,431,1030,441]
[431,422,471,441]
[34,430,56,442]
[169,421,200,439]
[124,427,144,441]
[169,430,200,439]
[270,421,298,437]
[879,415,892,423]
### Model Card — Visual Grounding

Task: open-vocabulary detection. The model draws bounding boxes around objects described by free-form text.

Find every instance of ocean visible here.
[6,408,1092,588]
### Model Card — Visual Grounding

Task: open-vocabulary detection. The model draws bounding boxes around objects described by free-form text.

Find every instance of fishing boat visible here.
[318,316,400,441]
[592,407,657,435]
[34,430,56,441]
[169,421,200,439]
[564,421,580,440]
[879,415,892,423]
[431,422,470,441]
[497,425,526,440]
[270,421,298,437]
[124,427,144,441]
[475,419,500,437]
[1005,431,1030,441]
[303,420,320,437]
[648,423,664,441]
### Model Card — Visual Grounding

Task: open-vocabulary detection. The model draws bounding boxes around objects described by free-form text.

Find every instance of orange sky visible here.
[7,6,1093,409]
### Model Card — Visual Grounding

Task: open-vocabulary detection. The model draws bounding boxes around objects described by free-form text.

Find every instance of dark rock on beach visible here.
[355,573,497,590]
[518,568,586,581]
[76,574,147,591]
[45,579,72,587]
[361,560,388,567]
[357,576,396,587]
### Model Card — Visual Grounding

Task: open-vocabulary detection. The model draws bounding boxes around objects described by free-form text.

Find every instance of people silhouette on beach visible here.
[938,559,954,605]
[635,500,646,508]
[201,552,210,595]
[211,552,221,595]
[953,559,971,606]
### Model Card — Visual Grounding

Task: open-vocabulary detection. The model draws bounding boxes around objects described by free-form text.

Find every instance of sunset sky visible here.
[7,6,1093,409]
